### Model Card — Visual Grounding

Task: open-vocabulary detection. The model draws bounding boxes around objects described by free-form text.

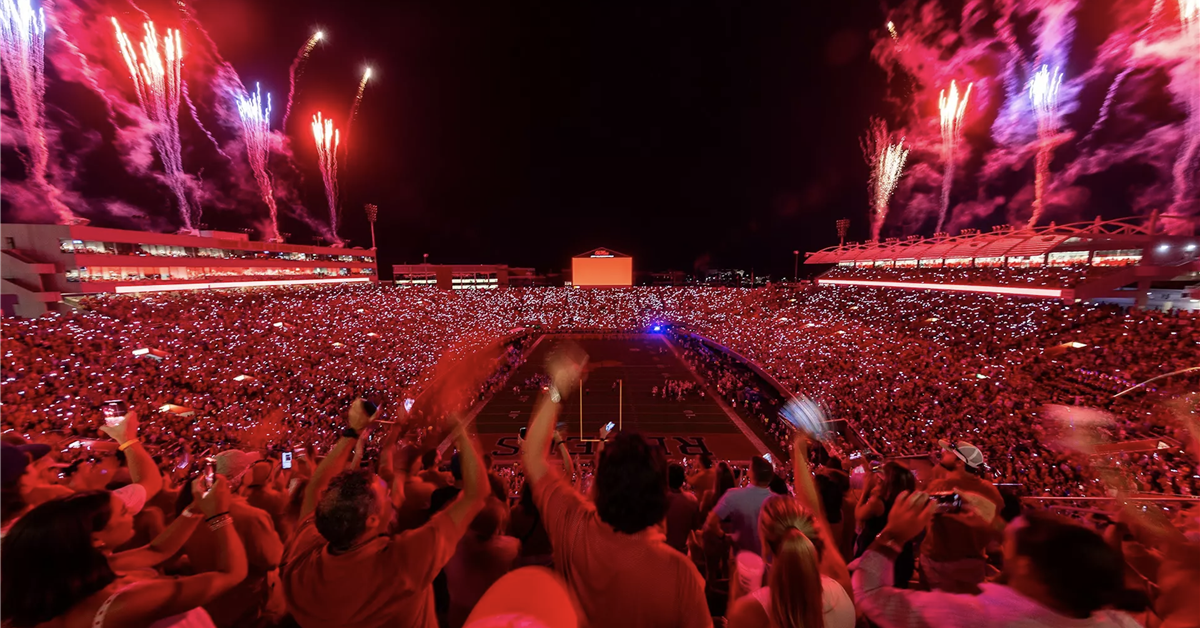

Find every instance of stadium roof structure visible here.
[804,217,1167,265]
[804,217,1200,304]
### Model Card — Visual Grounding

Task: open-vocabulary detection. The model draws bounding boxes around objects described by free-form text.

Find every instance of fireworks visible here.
[312,112,342,243]
[1,0,76,223]
[350,66,371,123]
[113,18,195,231]
[282,30,323,130]
[1172,0,1200,217]
[936,80,972,234]
[236,83,280,241]
[862,118,909,240]
[1027,65,1063,227]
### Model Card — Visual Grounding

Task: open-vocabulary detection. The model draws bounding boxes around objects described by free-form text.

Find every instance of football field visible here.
[472,334,763,461]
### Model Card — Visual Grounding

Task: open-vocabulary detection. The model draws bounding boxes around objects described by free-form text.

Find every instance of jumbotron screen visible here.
[572,254,633,287]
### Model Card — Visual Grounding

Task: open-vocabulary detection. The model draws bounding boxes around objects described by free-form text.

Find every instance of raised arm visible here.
[443,420,488,529]
[102,412,163,499]
[792,432,852,595]
[108,477,248,625]
[108,481,206,571]
[522,348,586,484]
[299,399,377,521]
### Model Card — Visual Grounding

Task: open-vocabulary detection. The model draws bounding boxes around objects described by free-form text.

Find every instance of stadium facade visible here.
[1,223,377,318]
[805,217,1199,308]
[391,263,545,289]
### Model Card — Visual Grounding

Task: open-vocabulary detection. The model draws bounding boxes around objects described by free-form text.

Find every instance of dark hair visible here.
[448,452,462,482]
[594,432,667,534]
[768,474,789,495]
[714,462,736,501]
[825,457,844,471]
[815,473,846,524]
[1014,511,1126,618]
[750,456,774,484]
[699,453,714,469]
[668,463,686,490]
[315,470,378,551]
[878,462,915,508]
[421,449,439,470]
[1,492,118,627]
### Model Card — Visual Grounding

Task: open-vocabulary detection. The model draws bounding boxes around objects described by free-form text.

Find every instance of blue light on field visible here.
[653,325,661,332]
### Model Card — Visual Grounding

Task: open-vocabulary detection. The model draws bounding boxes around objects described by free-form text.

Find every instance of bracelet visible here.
[205,511,231,523]
[207,513,233,532]
[117,439,141,451]
[874,533,905,554]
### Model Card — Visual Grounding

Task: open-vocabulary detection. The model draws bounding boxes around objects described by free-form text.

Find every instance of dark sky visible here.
[203,0,888,278]
[4,0,889,278]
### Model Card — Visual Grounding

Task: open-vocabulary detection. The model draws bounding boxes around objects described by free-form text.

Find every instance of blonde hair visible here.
[759,496,825,628]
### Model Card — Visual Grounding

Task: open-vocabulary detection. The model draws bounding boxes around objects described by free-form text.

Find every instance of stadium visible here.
[2,0,1199,626]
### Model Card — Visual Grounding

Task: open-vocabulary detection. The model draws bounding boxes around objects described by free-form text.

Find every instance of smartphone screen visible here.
[203,462,215,494]
[281,452,293,470]
[100,400,128,427]
[403,398,415,412]
[763,453,773,463]
[605,421,615,433]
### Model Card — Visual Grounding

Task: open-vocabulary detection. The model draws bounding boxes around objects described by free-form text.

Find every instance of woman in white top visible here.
[727,432,855,628]
[1,477,246,628]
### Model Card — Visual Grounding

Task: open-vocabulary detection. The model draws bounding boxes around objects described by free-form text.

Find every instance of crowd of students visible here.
[2,282,1199,626]
[820,264,1129,288]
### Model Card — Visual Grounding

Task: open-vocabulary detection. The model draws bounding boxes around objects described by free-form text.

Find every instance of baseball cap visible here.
[938,439,985,469]
[465,567,579,628]
[213,449,262,482]
[113,483,147,515]
[1,443,52,484]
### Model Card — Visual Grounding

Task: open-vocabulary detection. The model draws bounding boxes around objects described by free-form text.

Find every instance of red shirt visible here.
[533,473,712,628]
[281,510,462,628]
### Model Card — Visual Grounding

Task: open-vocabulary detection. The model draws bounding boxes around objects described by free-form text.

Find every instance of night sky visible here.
[0,0,893,279]
[247,0,888,277]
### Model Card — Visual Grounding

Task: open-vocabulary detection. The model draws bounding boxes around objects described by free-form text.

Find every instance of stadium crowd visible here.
[3,283,1200,627]
[820,264,1129,288]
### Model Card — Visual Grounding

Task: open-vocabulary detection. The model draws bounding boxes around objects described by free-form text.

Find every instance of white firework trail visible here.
[311,112,342,244]
[113,18,196,231]
[236,83,280,241]
[1,0,76,223]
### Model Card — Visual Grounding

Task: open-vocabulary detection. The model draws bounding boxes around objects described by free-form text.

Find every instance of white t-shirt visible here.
[749,575,856,628]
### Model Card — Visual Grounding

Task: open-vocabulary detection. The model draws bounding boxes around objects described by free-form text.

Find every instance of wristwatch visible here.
[548,385,562,404]
[342,427,360,439]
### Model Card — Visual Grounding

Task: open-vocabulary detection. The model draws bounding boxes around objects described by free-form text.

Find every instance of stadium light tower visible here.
[364,204,379,250]
[836,219,850,247]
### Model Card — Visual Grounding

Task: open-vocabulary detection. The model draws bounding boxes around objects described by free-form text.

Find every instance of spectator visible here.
[726,496,855,628]
[444,497,519,628]
[852,492,1177,627]
[688,454,717,497]
[854,462,918,588]
[280,400,489,628]
[665,463,702,554]
[1,477,247,628]
[244,459,291,540]
[177,449,285,627]
[707,456,775,556]
[522,348,711,628]
[921,440,1005,593]
[2,443,44,534]
[508,482,554,568]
